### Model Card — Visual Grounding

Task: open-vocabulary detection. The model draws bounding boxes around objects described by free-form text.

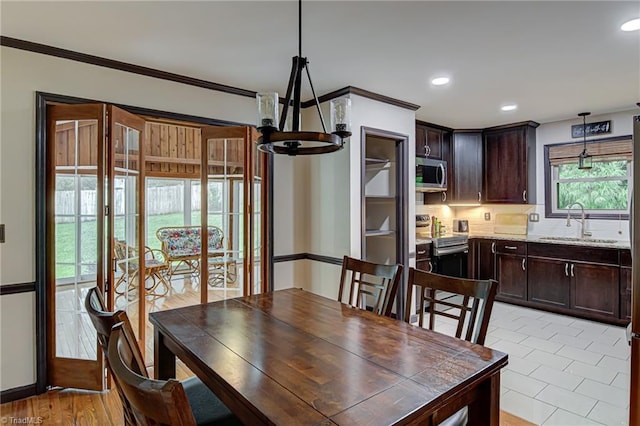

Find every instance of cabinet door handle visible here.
[428,261,433,272]
[522,190,527,202]
[504,246,518,250]
[442,192,447,202]
[491,242,496,254]
[425,145,431,157]
[522,258,526,271]
[478,192,482,203]
[417,250,426,255]
[565,262,569,276]
[571,263,575,277]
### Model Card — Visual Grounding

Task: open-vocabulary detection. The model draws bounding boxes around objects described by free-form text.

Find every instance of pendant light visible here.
[577,112,592,170]
[256,0,351,156]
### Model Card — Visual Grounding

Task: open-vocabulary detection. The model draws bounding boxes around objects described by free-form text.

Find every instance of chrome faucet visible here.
[566,202,592,239]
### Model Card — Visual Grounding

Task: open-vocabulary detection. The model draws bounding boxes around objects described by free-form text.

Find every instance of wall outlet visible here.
[484,212,491,221]
[529,213,540,222]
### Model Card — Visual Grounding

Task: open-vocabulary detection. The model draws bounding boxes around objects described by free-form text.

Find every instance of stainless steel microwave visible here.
[416,157,447,191]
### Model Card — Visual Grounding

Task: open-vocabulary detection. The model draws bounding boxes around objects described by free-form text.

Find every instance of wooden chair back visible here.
[108,323,198,426]
[84,287,147,424]
[338,256,403,317]
[405,268,498,345]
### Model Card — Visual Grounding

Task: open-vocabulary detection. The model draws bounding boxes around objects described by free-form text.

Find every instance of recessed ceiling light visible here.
[431,77,450,86]
[501,104,517,112]
[621,18,640,32]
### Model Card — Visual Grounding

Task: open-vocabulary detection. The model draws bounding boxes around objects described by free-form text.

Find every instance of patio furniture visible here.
[156,225,237,287]
[114,239,169,297]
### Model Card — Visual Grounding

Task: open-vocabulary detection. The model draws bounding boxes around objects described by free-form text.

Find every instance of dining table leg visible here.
[467,370,501,425]
[154,327,176,380]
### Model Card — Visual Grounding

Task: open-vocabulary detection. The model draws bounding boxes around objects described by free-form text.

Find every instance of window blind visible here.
[548,138,632,166]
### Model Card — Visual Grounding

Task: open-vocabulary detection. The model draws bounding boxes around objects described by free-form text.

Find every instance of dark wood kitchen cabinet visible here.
[483,121,538,204]
[527,243,620,323]
[416,243,432,272]
[528,257,571,309]
[495,240,527,302]
[450,130,483,203]
[415,121,451,160]
[470,238,496,280]
[621,249,632,322]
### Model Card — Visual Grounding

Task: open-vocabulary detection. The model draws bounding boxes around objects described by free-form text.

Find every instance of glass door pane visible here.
[203,134,244,302]
[48,104,106,390]
[108,106,147,353]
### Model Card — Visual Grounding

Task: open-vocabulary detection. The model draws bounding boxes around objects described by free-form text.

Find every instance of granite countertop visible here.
[416,234,630,249]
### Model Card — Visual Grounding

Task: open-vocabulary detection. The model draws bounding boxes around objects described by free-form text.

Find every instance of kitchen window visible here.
[545,136,632,219]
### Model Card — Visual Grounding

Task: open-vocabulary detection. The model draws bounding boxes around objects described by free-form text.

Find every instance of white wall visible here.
[0,47,304,391]
[302,94,416,297]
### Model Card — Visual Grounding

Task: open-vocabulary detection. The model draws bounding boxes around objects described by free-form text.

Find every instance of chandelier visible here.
[255,0,351,156]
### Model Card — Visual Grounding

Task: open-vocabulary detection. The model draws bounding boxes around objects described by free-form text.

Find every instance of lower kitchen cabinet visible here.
[416,243,432,272]
[472,239,495,280]
[571,262,619,319]
[527,257,570,309]
[495,240,527,302]
[621,249,632,322]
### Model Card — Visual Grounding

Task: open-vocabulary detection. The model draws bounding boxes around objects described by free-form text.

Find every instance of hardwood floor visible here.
[1,382,535,425]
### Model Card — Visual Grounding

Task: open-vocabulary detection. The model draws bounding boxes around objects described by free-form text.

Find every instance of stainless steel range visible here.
[431,234,469,278]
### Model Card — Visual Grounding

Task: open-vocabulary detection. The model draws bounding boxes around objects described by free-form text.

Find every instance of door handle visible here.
[491,242,496,254]
[428,261,433,272]
[478,192,482,203]
[425,145,431,157]
[437,163,445,187]
[565,262,569,276]
[442,192,447,202]
[570,263,575,277]
[417,250,426,255]
[505,246,518,250]
[523,190,527,202]
[522,258,526,271]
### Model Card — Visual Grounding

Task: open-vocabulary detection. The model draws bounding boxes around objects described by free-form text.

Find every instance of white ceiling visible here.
[2,1,639,128]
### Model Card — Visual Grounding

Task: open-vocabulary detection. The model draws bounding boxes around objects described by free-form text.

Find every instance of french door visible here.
[46,104,145,390]
[46,104,269,390]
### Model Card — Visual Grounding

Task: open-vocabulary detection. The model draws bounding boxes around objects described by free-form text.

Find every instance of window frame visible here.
[544,135,632,220]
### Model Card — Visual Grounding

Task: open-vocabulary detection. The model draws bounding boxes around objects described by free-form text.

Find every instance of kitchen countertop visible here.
[417,234,630,249]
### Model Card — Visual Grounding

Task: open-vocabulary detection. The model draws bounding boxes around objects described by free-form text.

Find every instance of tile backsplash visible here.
[415,199,629,242]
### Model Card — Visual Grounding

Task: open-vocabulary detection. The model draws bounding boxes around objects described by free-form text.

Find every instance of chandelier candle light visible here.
[256,0,351,156]
[577,112,592,170]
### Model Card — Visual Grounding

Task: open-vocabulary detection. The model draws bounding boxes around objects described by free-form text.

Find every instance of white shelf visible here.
[365,157,392,165]
[365,195,395,201]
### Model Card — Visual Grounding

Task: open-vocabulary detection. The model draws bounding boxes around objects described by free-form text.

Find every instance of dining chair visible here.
[85,287,137,425]
[85,287,241,426]
[338,256,403,317]
[404,268,498,426]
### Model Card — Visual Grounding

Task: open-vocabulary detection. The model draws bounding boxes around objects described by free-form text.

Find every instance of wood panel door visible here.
[46,104,145,390]
[483,128,527,203]
[528,257,571,309]
[496,254,527,301]
[476,239,496,280]
[571,262,619,319]
[451,131,482,203]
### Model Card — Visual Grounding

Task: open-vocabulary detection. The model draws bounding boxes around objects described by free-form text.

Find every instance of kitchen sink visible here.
[538,236,619,244]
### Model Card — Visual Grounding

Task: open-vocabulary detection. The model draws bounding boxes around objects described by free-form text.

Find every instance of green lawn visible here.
[55,212,228,279]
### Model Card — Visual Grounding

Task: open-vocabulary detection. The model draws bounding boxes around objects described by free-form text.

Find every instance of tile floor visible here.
[485,302,631,425]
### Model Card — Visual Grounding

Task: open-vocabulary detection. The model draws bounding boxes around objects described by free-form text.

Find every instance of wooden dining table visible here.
[150,288,507,425]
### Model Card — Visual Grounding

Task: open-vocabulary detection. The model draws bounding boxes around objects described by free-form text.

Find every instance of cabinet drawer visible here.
[495,240,526,255]
[416,244,431,260]
[528,243,618,265]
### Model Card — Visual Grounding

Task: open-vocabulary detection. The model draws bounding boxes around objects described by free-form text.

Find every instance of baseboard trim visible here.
[0,282,36,295]
[273,253,343,266]
[0,383,37,403]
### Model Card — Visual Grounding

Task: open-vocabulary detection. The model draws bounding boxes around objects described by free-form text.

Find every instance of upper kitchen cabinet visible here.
[483,121,539,204]
[450,130,483,204]
[415,121,452,160]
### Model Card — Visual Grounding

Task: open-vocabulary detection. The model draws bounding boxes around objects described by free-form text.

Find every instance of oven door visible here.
[433,250,468,278]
